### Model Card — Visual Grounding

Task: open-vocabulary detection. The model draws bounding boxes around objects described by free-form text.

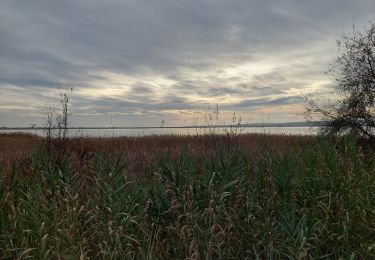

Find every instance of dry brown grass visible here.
[0,133,42,174]
[0,133,315,179]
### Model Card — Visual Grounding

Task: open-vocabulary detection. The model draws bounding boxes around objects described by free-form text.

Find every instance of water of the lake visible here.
[0,126,319,137]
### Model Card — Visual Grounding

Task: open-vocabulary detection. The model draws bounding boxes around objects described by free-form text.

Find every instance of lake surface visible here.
[0,126,319,137]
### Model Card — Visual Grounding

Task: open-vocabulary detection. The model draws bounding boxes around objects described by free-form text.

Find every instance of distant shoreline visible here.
[0,121,323,131]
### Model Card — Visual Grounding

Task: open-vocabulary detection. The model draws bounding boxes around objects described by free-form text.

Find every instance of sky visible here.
[1,0,375,127]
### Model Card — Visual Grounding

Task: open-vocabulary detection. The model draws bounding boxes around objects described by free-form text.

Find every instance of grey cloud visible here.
[252,72,287,83]
[130,85,154,94]
[1,0,375,125]
[0,77,56,88]
[198,85,284,97]
[224,95,305,110]
[74,95,197,115]
[123,84,157,103]
[3,0,374,77]
[249,86,285,96]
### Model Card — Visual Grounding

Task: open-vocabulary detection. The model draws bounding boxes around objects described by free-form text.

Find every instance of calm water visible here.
[0,126,319,137]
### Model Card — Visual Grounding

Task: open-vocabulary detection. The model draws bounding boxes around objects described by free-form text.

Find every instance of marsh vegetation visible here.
[0,133,374,259]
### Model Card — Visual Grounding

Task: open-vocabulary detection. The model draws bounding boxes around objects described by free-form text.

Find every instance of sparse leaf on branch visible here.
[305,22,375,140]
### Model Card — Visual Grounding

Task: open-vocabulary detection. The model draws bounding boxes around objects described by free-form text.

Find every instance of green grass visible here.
[0,137,375,259]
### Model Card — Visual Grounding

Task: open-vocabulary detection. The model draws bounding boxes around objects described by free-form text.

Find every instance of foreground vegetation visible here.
[0,133,374,259]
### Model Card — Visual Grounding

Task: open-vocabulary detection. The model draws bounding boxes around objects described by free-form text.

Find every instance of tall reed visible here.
[0,135,374,258]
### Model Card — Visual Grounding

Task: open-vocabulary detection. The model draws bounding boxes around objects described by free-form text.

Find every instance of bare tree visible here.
[43,84,73,142]
[43,102,56,142]
[306,22,375,140]
[56,87,73,140]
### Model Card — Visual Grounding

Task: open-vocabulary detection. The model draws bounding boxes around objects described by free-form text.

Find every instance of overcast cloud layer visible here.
[1,0,375,127]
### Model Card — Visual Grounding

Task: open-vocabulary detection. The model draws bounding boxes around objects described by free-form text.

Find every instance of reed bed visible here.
[0,133,314,178]
[0,133,374,259]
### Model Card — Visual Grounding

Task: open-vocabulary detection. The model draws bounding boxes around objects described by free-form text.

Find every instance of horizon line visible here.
[0,121,324,130]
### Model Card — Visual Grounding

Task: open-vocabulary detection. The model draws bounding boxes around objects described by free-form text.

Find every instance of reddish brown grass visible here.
[0,133,316,179]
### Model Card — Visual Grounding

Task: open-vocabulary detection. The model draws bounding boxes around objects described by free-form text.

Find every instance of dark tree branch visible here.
[305,22,375,140]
